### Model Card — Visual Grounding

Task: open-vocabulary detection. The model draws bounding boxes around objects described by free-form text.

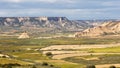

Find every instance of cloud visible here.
[32,0,57,3]
[0,8,120,19]
[2,0,21,3]
[0,0,120,19]
[102,1,120,6]
[0,0,75,3]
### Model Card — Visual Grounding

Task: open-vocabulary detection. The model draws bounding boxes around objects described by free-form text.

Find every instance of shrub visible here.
[32,65,37,68]
[2,64,12,68]
[50,64,54,67]
[41,62,48,66]
[2,63,21,68]
[86,65,96,68]
[109,65,116,68]
[45,52,53,57]
[2,56,7,58]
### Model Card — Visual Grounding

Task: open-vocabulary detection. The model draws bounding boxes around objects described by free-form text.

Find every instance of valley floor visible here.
[0,37,120,68]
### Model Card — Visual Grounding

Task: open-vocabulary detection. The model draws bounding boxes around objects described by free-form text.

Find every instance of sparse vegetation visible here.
[0,36,120,46]
[109,65,116,68]
[32,65,37,68]
[42,62,48,66]
[0,36,120,68]
[86,65,96,68]
[45,52,53,57]
[64,55,120,65]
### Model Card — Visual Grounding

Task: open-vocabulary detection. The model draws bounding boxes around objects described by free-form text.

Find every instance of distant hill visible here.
[0,17,116,34]
[75,21,120,37]
[0,17,84,33]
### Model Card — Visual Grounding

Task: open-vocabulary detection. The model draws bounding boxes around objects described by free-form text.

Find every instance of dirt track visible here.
[52,53,120,59]
[96,64,120,68]
[43,51,87,55]
[41,44,120,59]
[40,44,120,50]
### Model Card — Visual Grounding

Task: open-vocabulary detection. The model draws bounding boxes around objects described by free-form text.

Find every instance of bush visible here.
[2,63,21,68]
[50,64,54,67]
[32,65,37,68]
[86,65,96,68]
[45,52,53,57]
[2,56,7,58]
[41,62,48,66]
[109,65,116,68]
[2,64,12,68]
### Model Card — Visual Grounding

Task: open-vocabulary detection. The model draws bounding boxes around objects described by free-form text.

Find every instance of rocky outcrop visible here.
[0,17,82,33]
[18,32,30,39]
[75,21,120,37]
[0,17,116,34]
[0,17,97,33]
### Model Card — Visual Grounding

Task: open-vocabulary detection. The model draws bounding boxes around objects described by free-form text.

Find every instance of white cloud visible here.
[0,0,56,3]
[0,8,119,19]
[0,0,76,3]
[30,0,57,3]
[2,0,21,3]
[102,1,120,6]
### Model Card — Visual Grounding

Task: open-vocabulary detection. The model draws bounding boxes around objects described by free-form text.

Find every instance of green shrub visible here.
[2,64,12,68]
[41,62,48,66]
[109,65,116,68]
[86,65,96,68]
[32,65,37,68]
[45,52,53,57]
[50,64,54,67]
[2,63,21,68]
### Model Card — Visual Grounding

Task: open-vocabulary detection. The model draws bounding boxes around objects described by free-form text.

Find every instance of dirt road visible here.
[52,53,120,59]
[41,44,120,50]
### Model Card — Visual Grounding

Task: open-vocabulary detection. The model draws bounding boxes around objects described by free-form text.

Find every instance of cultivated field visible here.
[0,36,120,68]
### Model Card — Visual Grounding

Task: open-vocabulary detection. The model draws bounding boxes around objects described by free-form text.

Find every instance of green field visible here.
[0,36,120,68]
[0,36,120,46]
[88,46,120,53]
[64,54,120,65]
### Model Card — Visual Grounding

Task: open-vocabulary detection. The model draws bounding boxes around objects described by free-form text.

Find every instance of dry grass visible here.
[41,44,120,50]
[96,64,120,68]
[0,58,33,65]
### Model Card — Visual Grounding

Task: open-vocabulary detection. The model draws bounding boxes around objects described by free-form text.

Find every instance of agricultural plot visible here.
[40,43,120,68]
[0,36,120,68]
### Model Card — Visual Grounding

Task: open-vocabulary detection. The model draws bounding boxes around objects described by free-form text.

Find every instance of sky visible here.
[0,0,120,20]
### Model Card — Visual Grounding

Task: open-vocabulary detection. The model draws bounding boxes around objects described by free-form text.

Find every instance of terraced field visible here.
[0,36,120,68]
[41,44,120,68]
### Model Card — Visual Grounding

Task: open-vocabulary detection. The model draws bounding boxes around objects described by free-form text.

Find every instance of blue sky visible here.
[0,0,120,20]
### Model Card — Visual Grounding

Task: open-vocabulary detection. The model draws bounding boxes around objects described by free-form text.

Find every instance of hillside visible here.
[0,17,110,33]
[75,21,120,37]
[0,17,83,33]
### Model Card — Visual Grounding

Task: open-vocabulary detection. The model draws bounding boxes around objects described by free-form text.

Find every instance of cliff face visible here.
[0,17,115,34]
[0,17,97,33]
[75,21,120,37]
[0,17,79,32]
[0,17,69,27]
